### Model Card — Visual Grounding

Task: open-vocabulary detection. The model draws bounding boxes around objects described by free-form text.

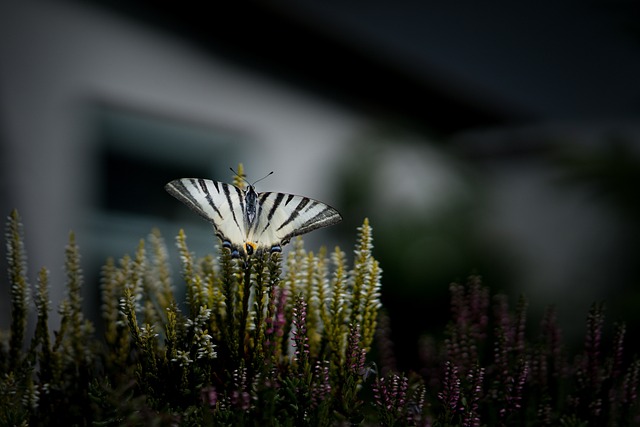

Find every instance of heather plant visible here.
[2,192,640,425]
[0,205,382,426]
[398,277,640,427]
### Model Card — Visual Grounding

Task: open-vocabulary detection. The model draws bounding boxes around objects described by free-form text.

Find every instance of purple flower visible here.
[201,386,217,408]
[346,323,366,376]
[310,360,332,408]
[438,361,461,414]
[291,295,310,365]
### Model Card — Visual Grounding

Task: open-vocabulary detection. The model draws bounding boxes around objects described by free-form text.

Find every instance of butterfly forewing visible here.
[251,192,342,247]
[165,178,247,247]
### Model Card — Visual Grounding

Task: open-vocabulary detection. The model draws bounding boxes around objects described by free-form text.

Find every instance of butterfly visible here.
[165,176,342,259]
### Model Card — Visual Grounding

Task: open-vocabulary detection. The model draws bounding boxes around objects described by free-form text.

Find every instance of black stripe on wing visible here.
[272,195,342,242]
[279,202,342,241]
[221,182,244,233]
[165,178,223,222]
[252,191,288,237]
[198,179,223,219]
[276,197,310,231]
[267,193,285,222]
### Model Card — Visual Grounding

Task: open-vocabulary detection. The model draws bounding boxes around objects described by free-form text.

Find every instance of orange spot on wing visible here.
[245,241,257,256]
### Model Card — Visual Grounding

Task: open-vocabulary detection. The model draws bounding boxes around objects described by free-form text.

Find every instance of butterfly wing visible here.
[165,178,247,251]
[249,192,342,251]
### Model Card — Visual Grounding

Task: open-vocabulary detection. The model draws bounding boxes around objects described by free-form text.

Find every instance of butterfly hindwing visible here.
[165,178,247,249]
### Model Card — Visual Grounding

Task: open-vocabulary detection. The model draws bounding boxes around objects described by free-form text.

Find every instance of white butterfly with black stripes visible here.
[165,176,342,259]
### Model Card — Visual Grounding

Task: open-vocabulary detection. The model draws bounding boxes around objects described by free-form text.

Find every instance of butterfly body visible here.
[166,178,342,259]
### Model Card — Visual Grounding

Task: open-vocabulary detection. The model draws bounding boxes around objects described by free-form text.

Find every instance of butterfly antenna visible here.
[251,171,274,187]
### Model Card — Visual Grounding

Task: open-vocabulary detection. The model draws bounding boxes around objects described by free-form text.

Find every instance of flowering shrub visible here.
[1,209,638,426]
[372,278,640,427]
[1,209,381,426]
